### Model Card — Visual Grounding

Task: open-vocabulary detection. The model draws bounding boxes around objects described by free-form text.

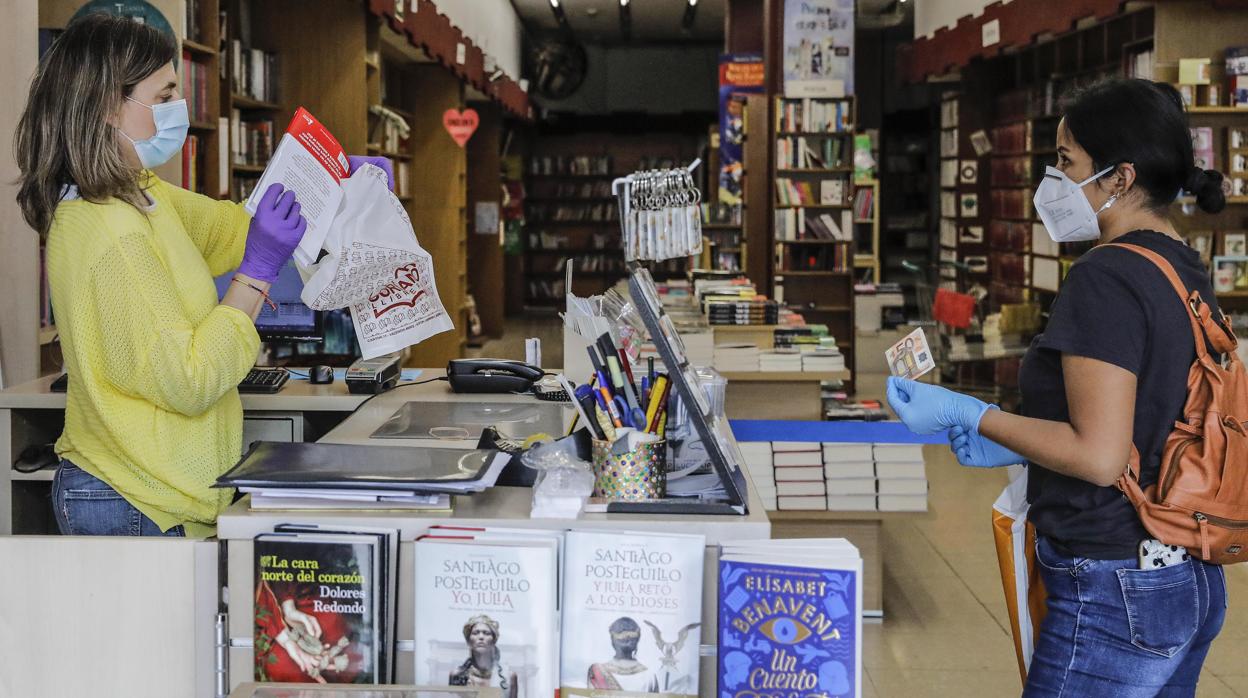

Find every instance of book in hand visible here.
[414,536,561,698]
[560,530,706,697]
[253,532,382,684]
[718,540,862,698]
[244,107,351,267]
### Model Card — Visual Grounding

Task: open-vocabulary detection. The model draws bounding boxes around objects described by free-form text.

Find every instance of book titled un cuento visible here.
[718,540,862,698]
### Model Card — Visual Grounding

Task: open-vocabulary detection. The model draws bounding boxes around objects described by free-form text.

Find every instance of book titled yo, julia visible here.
[718,542,862,698]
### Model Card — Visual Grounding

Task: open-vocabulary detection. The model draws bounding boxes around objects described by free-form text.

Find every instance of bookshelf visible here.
[853,179,880,283]
[520,131,701,307]
[768,95,858,393]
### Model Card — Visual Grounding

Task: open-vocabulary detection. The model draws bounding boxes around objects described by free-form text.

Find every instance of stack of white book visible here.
[873,443,928,511]
[773,442,826,510]
[713,343,760,372]
[682,327,715,367]
[739,442,776,510]
[802,349,846,372]
[823,443,878,511]
[759,349,803,372]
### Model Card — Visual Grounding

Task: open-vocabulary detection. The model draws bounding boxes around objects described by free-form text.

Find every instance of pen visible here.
[574,384,606,440]
[640,375,650,407]
[648,357,656,385]
[598,386,624,428]
[600,334,642,412]
[645,374,669,433]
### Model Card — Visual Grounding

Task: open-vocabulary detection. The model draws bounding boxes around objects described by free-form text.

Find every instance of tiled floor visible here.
[478,319,1247,696]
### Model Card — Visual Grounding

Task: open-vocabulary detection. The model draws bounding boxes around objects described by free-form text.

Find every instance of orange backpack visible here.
[1110,243,1248,564]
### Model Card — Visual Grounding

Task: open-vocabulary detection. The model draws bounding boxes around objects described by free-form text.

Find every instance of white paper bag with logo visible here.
[300,164,454,359]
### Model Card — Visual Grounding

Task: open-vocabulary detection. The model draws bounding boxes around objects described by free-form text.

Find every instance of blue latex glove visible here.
[238,183,306,283]
[886,375,993,436]
[347,155,395,191]
[948,421,1025,468]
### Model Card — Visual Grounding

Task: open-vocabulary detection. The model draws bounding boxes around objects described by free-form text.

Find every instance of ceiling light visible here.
[549,0,559,6]
[682,0,697,30]
[620,0,629,5]
[688,0,698,5]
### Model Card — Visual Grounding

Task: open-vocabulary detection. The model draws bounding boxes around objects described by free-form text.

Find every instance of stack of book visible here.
[719,539,863,698]
[409,528,707,698]
[802,349,846,372]
[773,442,826,510]
[759,349,803,372]
[217,442,510,510]
[774,207,852,242]
[874,443,928,511]
[713,343,760,372]
[253,524,400,683]
[739,442,776,509]
[824,443,878,511]
[705,299,779,325]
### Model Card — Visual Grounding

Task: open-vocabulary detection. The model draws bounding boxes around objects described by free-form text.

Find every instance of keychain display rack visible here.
[612,160,705,263]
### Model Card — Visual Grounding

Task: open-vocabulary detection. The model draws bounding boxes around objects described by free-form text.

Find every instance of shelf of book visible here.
[230,94,281,111]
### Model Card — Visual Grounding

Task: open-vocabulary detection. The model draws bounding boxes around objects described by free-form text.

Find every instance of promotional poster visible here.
[718,53,765,207]
[782,0,855,97]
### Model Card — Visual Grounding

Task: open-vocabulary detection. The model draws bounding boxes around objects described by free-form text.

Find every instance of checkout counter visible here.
[0,369,770,697]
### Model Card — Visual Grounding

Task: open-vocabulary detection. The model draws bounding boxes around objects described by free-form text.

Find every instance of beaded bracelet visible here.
[231,276,277,311]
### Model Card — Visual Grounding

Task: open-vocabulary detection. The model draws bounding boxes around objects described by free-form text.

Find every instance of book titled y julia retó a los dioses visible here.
[718,539,862,698]
[560,530,706,698]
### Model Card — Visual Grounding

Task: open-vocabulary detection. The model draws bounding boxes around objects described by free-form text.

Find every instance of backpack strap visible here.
[1104,243,1237,359]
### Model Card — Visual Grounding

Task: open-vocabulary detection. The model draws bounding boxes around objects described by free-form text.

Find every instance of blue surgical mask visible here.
[120,96,189,168]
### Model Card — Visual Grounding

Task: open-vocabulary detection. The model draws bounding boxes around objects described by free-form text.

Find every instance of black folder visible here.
[214,441,507,493]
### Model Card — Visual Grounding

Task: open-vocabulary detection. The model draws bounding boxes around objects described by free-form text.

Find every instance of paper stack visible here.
[773,442,826,510]
[803,349,846,372]
[873,443,928,511]
[824,443,878,511]
[759,349,803,372]
[739,442,776,510]
[714,343,761,372]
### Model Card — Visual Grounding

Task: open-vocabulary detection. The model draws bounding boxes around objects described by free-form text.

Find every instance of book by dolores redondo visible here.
[254,533,380,684]
[414,538,560,698]
[718,556,860,698]
[560,531,706,698]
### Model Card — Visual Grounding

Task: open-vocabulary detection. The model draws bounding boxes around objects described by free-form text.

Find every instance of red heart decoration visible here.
[442,108,479,147]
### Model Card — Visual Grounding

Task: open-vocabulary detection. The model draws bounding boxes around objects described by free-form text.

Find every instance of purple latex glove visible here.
[347,155,395,192]
[238,183,306,283]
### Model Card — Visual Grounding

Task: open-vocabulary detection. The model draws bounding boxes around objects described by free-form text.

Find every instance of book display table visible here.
[214,379,770,693]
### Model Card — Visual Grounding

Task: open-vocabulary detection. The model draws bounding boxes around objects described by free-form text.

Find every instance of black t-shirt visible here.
[1020,230,1221,560]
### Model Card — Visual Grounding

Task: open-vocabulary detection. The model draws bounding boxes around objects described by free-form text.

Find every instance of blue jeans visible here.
[1024,536,1227,697]
[51,460,184,537]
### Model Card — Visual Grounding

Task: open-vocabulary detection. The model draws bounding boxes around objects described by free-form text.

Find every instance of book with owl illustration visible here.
[717,540,862,698]
[560,530,706,697]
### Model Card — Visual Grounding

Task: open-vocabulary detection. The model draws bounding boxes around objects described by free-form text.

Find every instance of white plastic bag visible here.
[299,164,454,359]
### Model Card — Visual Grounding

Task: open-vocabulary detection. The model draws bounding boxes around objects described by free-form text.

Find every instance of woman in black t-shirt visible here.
[888,79,1230,697]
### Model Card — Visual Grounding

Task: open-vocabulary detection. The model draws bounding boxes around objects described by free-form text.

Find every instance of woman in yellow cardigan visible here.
[14,14,389,537]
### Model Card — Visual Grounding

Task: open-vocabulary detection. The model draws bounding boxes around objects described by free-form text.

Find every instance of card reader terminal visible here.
[345,354,402,394]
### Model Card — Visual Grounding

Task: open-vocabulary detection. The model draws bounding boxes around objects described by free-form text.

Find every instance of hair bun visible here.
[1186,166,1226,214]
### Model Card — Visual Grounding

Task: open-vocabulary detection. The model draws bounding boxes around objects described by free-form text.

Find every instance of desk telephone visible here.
[447,359,544,394]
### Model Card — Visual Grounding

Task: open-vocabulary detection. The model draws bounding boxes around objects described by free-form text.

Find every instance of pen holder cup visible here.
[591,438,668,501]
